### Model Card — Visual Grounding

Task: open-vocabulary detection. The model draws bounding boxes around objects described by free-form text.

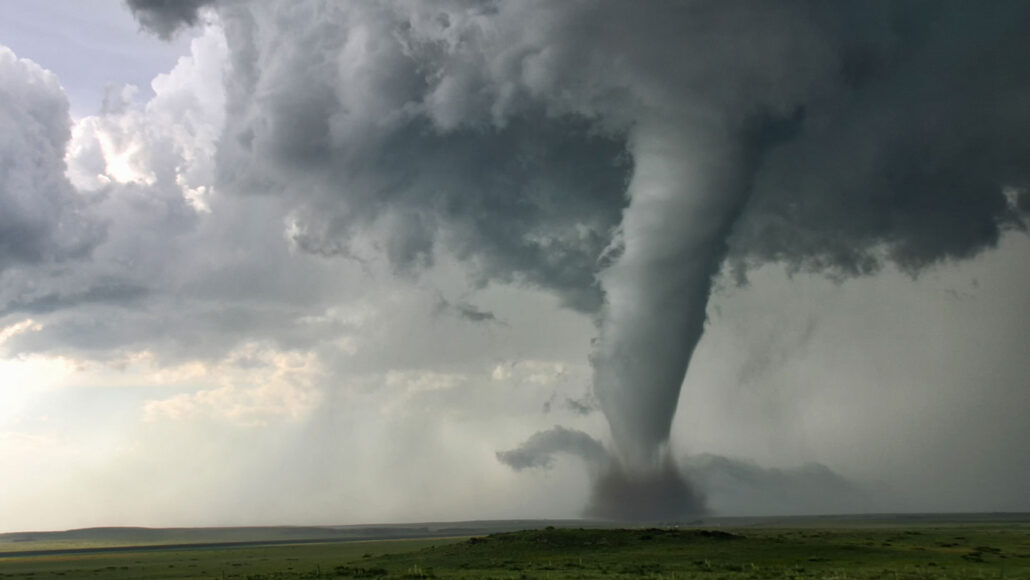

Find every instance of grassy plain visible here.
[2,518,1029,579]
[0,538,458,579]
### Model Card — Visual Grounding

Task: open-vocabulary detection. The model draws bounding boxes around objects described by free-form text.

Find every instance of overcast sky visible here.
[1,1,1028,532]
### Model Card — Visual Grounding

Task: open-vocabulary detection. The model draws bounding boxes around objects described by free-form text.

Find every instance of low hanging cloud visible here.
[496,426,609,472]
[684,454,875,517]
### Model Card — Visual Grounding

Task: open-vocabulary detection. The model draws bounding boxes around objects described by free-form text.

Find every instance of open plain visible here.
[2,514,1028,579]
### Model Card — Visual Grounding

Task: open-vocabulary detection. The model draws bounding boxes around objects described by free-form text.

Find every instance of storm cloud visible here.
[728,2,1030,278]
[126,0,216,39]
[115,0,1030,520]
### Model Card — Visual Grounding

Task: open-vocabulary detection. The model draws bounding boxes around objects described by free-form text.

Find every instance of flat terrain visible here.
[1,514,1028,579]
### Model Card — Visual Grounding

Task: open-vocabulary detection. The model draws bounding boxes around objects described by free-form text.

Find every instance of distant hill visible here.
[4,514,1029,555]
[0,520,593,554]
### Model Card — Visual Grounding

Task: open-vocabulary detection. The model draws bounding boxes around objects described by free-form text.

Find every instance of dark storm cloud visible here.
[202,1,638,313]
[126,0,215,39]
[269,116,630,313]
[1018,189,1030,213]
[728,2,1030,279]
[127,1,1030,325]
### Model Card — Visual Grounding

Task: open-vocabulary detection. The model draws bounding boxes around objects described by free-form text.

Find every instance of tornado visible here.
[595,120,745,468]
[585,119,748,516]
[497,116,763,519]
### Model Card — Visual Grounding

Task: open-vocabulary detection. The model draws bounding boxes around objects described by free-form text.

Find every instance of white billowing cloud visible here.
[66,85,157,189]
[0,29,219,364]
[0,45,102,272]
[3,19,273,364]
[65,20,227,210]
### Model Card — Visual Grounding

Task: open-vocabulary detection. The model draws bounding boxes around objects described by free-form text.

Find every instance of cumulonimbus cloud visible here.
[127,0,1030,519]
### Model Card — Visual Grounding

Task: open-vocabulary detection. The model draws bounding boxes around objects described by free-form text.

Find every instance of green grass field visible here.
[0,538,460,579]
[355,525,1030,579]
[2,520,1029,579]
